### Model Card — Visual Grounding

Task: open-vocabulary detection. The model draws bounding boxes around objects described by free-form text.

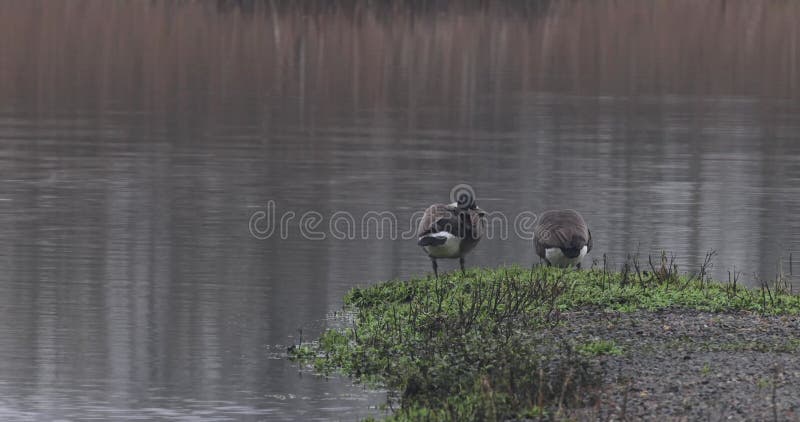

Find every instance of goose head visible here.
[447,201,486,219]
[448,188,485,218]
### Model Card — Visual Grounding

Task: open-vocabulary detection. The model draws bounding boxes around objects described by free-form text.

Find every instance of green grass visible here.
[576,340,623,357]
[289,262,800,421]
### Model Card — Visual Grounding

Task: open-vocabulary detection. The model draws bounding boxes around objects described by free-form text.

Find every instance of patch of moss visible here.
[576,340,623,357]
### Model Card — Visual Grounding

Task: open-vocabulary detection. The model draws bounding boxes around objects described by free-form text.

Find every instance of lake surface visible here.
[1,1,799,420]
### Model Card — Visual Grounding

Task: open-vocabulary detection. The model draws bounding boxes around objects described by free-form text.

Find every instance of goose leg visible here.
[459,256,466,274]
[431,258,439,278]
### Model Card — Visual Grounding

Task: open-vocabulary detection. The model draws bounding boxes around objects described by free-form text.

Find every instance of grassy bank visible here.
[289,256,800,421]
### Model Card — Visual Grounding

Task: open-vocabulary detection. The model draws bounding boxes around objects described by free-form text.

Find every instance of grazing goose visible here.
[534,209,592,268]
[417,191,486,277]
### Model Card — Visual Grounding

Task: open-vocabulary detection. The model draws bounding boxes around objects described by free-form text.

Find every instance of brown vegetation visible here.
[1,1,798,116]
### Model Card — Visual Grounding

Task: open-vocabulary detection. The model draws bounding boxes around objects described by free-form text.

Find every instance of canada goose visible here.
[534,209,592,268]
[417,192,486,277]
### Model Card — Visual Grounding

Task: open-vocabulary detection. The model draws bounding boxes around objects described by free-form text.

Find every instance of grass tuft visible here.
[576,340,623,357]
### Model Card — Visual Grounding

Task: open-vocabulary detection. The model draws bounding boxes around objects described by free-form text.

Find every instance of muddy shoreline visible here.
[543,309,800,420]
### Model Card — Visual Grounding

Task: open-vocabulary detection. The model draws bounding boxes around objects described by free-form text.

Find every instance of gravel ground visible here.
[541,309,800,421]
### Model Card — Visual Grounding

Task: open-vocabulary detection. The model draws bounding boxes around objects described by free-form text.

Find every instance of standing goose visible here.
[417,191,486,277]
[534,209,592,268]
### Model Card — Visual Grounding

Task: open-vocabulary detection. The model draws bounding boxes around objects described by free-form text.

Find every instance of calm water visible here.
[1,1,800,420]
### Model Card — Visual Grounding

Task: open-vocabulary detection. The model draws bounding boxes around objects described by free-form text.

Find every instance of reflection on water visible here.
[0,1,799,420]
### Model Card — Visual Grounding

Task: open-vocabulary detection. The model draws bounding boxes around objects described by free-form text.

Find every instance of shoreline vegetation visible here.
[289,253,800,421]
[3,1,799,113]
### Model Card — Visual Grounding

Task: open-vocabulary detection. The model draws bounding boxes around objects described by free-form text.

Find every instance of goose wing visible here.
[417,204,460,237]
[534,209,590,252]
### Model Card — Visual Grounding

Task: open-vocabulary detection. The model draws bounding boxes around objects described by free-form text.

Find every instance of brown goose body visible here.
[534,209,592,268]
[417,202,485,276]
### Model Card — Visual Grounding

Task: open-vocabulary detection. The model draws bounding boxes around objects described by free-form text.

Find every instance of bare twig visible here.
[620,379,631,422]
